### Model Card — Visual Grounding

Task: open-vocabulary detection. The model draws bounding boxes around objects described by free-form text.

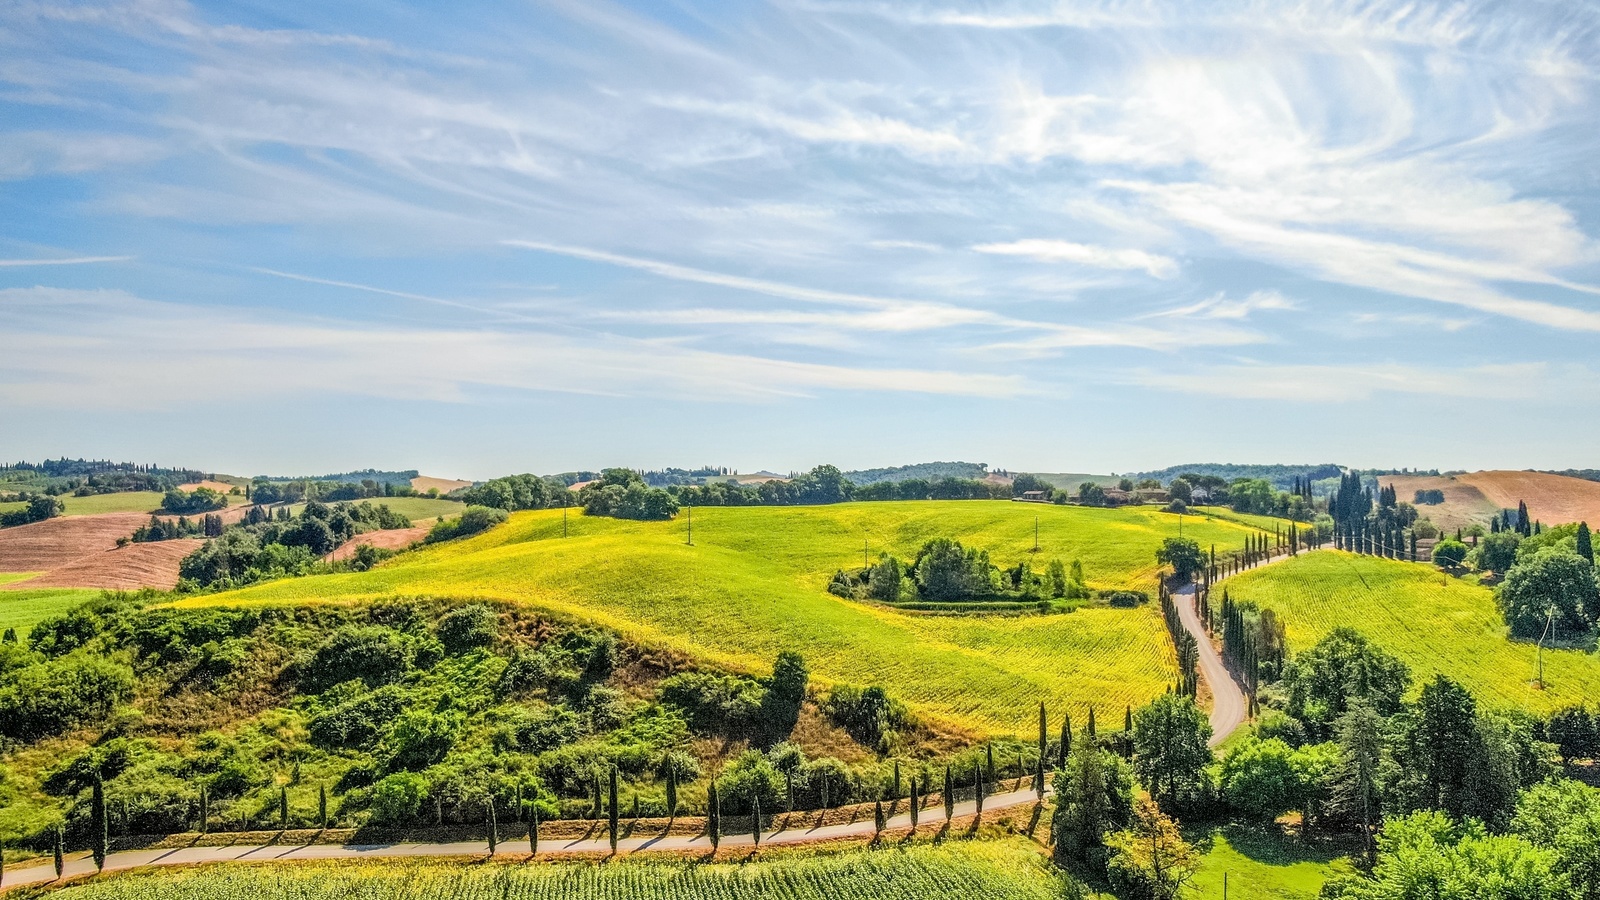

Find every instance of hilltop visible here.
[1380,469,1600,530]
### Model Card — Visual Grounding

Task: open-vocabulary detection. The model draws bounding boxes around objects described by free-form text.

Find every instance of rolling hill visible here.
[1383,470,1600,531]
[1224,551,1600,714]
[181,501,1280,736]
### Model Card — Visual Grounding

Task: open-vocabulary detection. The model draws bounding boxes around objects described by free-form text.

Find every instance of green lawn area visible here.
[58,491,167,515]
[0,586,103,638]
[1190,827,1353,900]
[1225,551,1600,713]
[179,501,1280,737]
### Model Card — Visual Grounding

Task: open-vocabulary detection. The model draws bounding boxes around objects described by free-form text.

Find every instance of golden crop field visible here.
[34,839,1073,900]
[181,501,1274,736]
[1224,551,1600,713]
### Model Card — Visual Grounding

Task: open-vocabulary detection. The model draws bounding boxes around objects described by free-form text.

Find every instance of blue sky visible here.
[2,0,1599,480]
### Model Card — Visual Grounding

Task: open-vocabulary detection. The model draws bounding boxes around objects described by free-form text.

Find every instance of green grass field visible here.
[1225,551,1600,713]
[36,838,1071,900]
[0,491,167,517]
[179,501,1273,736]
[0,586,104,638]
[1189,827,1352,900]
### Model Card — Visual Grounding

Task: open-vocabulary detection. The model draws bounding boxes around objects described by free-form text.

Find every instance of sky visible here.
[2,0,1599,480]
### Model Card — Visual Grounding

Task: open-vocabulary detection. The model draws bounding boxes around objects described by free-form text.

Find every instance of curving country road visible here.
[0,785,1049,891]
[1172,550,1300,746]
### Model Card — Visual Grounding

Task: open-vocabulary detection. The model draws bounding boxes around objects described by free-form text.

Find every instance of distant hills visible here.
[843,461,992,484]
[256,469,420,486]
[1124,463,1344,490]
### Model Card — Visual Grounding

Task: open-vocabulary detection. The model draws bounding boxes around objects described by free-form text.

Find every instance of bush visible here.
[1499,549,1599,639]
[1432,539,1469,568]
[823,685,907,749]
[381,708,462,771]
[659,671,765,733]
[436,604,499,653]
[369,772,430,825]
[302,626,418,690]
[0,655,135,740]
[308,684,410,749]
[1475,532,1521,573]
[425,506,508,543]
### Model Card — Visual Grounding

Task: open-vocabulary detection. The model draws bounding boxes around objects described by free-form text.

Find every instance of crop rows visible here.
[50,840,1067,900]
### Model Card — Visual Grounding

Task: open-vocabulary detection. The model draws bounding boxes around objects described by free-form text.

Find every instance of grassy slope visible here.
[1225,551,1600,713]
[0,492,167,518]
[181,501,1271,736]
[0,586,103,638]
[15,839,1071,900]
[1189,828,1353,900]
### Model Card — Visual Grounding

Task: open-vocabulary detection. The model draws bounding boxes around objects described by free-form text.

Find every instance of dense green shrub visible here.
[161,487,228,514]
[308,684,410,749]
[436,604,499,653]
[659,671,765,732]
[302,626,429,690]
[0,655,135,740]
[369,772,430,824]
[425,505,509,543]
[823,685,907,749]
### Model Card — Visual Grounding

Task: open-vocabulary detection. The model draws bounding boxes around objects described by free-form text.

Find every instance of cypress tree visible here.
[199,784,209,834]
[751,792,762,847]
[91,777,107,871]
[1059,714,1071,768]
[1034,745,1045,799]
[892,760,901,800]
[873,799,885,836]
[1037,702,1047,767]
[973,764,984,815]
[909,777,919,828]
[1124,705,1133,733]
[513,783,522,822]
[592,774,602,819]
[943,766,954,820]
[607,767,619,852]
[279,786,288,830]
[666,765,679,820]
[1087,707,1097,741]
[1578,523,1593,564]
[318,785,328,830]
[488,799,498,855]
[985,744,995,782]
[528,803,539,856]
[708,782,721,849]
[53,827,63,880]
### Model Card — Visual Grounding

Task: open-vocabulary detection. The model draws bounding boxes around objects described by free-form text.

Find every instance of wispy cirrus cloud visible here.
[0,255,133,267]
[972,239,1179,279]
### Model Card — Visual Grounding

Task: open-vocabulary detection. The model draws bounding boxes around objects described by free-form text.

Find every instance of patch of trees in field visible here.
[0,494,64,528]
[827,538,1091,608]
[177,500,415,590]
[160,486,229,514]
[248,476,426,505]
[0,458,205,496]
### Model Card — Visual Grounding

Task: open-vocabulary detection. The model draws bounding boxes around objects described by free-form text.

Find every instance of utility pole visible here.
[562,505,568,539]
[864,538,869,569]
[1033,517,1039,553]
[687,506,693,546]
[1536,604,1555,688]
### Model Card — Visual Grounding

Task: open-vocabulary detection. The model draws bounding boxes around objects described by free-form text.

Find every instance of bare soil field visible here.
[0,512,150,572]
[1380,470,1600,531]
[4,539,203,590]
[1458,470,1600,527]
[324,526,429,562]
[410,475,472,494]
[1382,474,1501,532]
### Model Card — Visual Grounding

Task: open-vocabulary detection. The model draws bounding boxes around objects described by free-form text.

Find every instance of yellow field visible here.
[1225,552,1600,713]
[180,502,1272,736]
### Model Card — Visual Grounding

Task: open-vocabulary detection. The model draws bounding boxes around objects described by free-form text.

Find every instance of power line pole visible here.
[687,506,693,546]
[863,538,868,569]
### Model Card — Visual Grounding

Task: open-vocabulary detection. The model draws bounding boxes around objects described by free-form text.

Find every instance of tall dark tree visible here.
[752,792,762,847]
[1060,713,1072,768]
[91,778,107,871]
[873,799,885,836]
[1578,522,1594,564]
[943,766,955,820]
[1390,676,1480,820]
[1330,701,1383,865]
[487,799,498,854]
[528,803,539,856]
[53,827,63,880]
[708,782,720,849]
[665,765,679,820]
[318,785,328,829]
[607,767,619,852]
[909,776,920,828]
[279,786,288,830]
[1130,695,1213,808]
[760,651,808,743]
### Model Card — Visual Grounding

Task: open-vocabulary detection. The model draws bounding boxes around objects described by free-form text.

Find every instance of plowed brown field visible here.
[1378,470,1600,531]
[0,512,150,571]
[1460,470,1600,528]
[324,527,429,562]
[4,539,203,590]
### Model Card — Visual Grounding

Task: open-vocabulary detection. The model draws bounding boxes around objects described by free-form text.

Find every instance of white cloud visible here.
[1148,290,1298,320]
[0,287,1025,406]
[1130,361,1573,402]
[971,239,1179,279]
[0,255,133,267]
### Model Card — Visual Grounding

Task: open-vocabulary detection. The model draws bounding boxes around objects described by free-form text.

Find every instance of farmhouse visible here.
[1015,490,1051,503]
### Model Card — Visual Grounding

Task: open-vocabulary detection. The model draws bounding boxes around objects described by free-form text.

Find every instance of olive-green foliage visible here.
[435,604,499,653]
[1323,810,1569,900]
[1499,548,1599,639]
[425,505,509,543]
[1280,628,1411,739]
[0,653,134,740]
